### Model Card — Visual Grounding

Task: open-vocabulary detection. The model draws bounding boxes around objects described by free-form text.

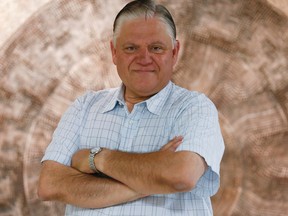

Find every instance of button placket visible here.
[119,104,143,151]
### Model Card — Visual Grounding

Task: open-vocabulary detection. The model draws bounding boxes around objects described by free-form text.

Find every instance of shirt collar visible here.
[101,82,173,115]
[145,81,173,115]
[101,84,125,113]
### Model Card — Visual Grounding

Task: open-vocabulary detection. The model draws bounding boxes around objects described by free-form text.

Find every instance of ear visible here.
[110,40,117,65]
[172,40,180,66]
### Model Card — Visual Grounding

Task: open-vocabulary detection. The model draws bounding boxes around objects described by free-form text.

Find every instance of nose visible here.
[136,48,152,65]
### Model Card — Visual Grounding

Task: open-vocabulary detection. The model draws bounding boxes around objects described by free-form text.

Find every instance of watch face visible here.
[91,147,101,154]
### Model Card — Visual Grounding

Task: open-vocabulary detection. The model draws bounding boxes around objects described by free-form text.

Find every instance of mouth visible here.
[132,69,155,73]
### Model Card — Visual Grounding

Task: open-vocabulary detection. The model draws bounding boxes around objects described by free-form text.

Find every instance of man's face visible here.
[111,17,180,99]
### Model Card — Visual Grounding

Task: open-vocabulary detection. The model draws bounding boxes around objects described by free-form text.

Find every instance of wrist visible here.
[89,147,103,173]
[94,148,112,175]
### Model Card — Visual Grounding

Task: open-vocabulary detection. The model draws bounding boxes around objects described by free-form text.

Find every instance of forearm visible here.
[97,150,174,194]
[71,137,206,195]
[38,160,144,208]
[97,149,206,195]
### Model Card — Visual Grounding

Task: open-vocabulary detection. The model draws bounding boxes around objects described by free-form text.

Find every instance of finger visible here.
[167,137,183,152]
[160,137,176,151]
[163,136,183,150]
[160,136,183,151]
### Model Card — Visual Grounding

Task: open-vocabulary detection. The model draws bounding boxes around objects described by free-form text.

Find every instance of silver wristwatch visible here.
[89,147,103,172]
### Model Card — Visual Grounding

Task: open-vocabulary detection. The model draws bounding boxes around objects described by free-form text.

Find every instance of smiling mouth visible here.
[133,69,155,73]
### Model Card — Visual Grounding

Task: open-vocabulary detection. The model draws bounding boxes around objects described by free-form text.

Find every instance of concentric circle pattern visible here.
[0,0,287,215]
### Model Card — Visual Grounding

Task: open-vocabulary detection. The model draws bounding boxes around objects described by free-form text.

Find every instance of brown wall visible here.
[0,0,287,215]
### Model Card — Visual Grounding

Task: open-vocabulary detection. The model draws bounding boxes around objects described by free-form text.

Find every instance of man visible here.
[38,0,225,215]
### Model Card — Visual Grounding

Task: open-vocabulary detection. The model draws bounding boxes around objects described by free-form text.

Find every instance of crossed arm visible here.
[38,136,207,208]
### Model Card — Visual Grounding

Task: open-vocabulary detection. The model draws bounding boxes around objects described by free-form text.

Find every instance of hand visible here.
[160,136,183,152]
[71,149,93,173]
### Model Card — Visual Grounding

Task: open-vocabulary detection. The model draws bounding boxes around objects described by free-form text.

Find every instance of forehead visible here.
[117,17,171,44]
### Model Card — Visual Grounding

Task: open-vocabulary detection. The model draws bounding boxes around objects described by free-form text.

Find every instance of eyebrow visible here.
[150,41,166,45]
[122,41,168,47]
[149,41,169,49]
[122,42,137,47]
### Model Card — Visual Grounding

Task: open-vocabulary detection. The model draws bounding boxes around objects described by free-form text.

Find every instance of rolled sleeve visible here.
[172,93,225,196]
[41,95,85,166]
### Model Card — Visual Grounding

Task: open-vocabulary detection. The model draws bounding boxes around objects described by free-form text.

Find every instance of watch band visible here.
[89,147,102,172]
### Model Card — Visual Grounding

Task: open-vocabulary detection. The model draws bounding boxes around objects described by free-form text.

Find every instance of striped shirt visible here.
[42,81,225,216]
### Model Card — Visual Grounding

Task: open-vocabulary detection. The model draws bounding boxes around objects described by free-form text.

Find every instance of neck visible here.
[124,85,158,112]
[124,94,151,112]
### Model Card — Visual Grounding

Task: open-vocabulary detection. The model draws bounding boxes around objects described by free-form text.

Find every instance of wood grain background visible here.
[0,0,287,215]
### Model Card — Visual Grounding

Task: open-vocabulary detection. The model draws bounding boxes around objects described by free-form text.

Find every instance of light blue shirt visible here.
[42,81,225,216]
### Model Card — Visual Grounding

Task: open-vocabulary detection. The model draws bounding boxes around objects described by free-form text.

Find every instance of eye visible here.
[124,46,137,53]
[150,45,165,53]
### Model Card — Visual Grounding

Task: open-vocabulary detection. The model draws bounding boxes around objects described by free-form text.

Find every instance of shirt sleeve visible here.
[171,93,225,197]
[41,94,86,166]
